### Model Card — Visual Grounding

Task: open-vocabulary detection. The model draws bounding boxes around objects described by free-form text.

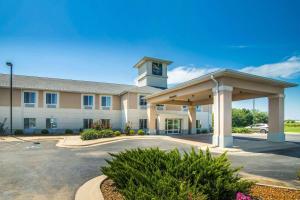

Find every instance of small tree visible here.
[124,122,132,135]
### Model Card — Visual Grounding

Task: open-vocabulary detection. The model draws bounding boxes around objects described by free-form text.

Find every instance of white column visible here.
[212,85,233,148]
[188,105,197,134]
[147,103,156,135]
[267,94,285,142]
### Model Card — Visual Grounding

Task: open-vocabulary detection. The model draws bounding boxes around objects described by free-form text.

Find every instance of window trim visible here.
[44,91,59,108]
[139,119,148,129]
[46,118,58,129]
[24,118,36,129]
[81,94,95,110]
[83,118,93,129]
[138,94,147,109]
[22,90,38,108]
[156,104,165,111]
[182,105,188,112]
[100,95,112,110]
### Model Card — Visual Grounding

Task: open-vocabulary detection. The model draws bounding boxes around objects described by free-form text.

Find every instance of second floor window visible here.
[24,92,36,107]
[182,105,188,112]
[46,93,57,108]
[139,95,147,109]
[101,96,111,110]
[83,95,93,109]
[196,105,202,112]
[156,104,164,111]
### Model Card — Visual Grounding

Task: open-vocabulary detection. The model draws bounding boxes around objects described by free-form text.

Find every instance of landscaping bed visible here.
[101,179,300,200]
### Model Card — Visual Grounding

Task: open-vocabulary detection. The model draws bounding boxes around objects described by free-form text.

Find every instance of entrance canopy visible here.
[146,69,297,148]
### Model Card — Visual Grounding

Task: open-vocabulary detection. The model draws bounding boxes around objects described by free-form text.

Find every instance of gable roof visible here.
[0,74,161,95]
[147,69,298,99]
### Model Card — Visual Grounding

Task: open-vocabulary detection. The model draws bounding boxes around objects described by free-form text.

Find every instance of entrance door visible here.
[165,119,181,134]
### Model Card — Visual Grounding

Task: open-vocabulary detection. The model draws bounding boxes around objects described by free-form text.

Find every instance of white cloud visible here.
[167,56,300,85]
[168,66,219,85]
[240,56,300,79]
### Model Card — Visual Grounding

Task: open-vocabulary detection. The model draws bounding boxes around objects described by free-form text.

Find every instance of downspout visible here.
[210,75,219,146]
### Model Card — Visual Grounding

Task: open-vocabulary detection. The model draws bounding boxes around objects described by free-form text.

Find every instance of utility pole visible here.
[6,62,13,134]
[252,98,255,125]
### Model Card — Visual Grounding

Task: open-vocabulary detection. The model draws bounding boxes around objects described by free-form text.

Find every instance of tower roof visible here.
[133,56,173,68]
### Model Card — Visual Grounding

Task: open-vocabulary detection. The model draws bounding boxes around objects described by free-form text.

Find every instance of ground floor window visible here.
[139,119,147,129]
[83,119,93,129]
[101,119,110,129]
[196,120,202,133]
[165,119,181,134]
[46,118,57,129]
[24,118,36,129]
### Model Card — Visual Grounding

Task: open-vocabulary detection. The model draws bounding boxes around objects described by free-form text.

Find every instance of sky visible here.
[0,0,299,119]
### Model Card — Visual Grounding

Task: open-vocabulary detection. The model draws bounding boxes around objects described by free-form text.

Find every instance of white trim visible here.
[100,95,112,110]
[268,93,285,99]
[212,85,233,93]
[22,90,38,108]
[81,94,95,110]
[44,91,60,108]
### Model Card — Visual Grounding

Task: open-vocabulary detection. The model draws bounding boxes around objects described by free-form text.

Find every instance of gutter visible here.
[210,75,219,146]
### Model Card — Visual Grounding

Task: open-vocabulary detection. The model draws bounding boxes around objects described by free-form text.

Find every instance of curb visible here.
[75,175,108,200]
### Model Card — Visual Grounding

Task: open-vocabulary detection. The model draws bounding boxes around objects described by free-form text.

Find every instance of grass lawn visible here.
[285,126,300,133]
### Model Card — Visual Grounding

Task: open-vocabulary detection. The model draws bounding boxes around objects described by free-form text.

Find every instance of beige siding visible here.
[95,94,99,109]
[128,93,137,109]
[166,104,182,111]
[0,88,21,106]
[113,95,121,110]
[38,90,43,108]
[60,92,81,109]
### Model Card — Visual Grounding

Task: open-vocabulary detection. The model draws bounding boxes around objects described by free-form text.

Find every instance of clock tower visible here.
[134,57,172,89]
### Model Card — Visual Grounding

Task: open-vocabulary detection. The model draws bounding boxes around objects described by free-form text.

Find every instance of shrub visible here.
[99,129,114,138]
[137,129,145,135]
[41,129,49,134]
[114,131,121,136]
[124,122,132,135]
[232,127,251,133]
[14,129,24,135]
[65,129,73,134]
[81,129,98,140]
[129,129,135,135]
[200,128,208,134]
[102,148,253,200]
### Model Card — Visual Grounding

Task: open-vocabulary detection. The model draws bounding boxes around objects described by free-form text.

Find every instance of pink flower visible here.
[236,192,251,200]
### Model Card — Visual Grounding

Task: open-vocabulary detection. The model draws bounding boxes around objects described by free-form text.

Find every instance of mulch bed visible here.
[101,178,300,200]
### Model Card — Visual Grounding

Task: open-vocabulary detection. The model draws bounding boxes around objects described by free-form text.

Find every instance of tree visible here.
[232,108,268,127]
[253,111,268,124]
[232,108,253,127]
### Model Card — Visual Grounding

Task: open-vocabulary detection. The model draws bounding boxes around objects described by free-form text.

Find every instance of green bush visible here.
[99,129,114,138]
[113,131,121,136]
[137,129,145,135]
[232,127,251,133]
[200,128,208,134]
[81,129,98,140]
[129,129,135,135]
[14,129,24,135]
[41,129,49,134]
[65,129,73,134]
[102,148,253,200]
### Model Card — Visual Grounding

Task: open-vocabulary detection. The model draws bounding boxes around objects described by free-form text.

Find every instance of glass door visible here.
[165,119,181,134]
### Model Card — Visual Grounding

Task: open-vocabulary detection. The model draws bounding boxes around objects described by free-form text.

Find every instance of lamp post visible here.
[6,62,13,135]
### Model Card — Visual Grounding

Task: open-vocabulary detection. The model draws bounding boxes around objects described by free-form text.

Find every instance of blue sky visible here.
[0,0,299,119]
